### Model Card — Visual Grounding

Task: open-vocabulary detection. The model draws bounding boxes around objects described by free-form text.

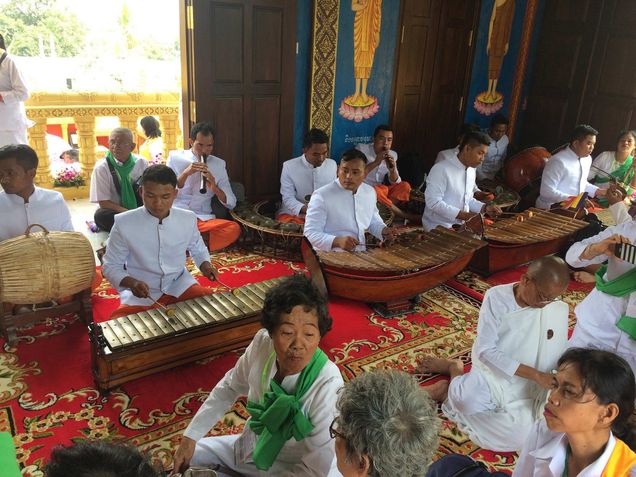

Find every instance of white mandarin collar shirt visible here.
[102,206,210,306]
[0,187,74,242]
[89,155,148,204]
[0,53,30,132]
[422,154,482,231]
[476,134,509,181]
[304,179,386,251]
[277,154,337,217]
[356,142,401,186]
[536,146,598,209]
[184,329,343,476]
[434,146,460,164]
[565,221,636,376]
[513,419,634,476]
[166,150,237,220]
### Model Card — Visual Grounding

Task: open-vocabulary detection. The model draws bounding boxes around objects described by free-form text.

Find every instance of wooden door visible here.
[391,0,480,172]
[180,0,296,200]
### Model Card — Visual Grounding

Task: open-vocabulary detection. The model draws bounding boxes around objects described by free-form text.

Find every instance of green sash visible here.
[595,155,634,206]
[246,348,328,470]
[106,152,137,209]
[594,264,636,339]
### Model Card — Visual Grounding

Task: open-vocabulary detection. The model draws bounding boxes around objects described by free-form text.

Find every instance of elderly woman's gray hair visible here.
[337,369,439,476]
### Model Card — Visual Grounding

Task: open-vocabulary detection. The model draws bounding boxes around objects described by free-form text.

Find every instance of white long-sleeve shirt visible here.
[102,206,210,306]
[167,150,237,220]
[277,155,337,217]
[304,179,386,251]
[0,53,29,134]
[565,221,636,375]
[536,146,598,209]
[0,187,74,241]
[422,154,482,231]
[476,134,509,181]
[355,143,401,186]
[89,155,148,205]
[184,328,343,476]
[434,146,459,164]
[514,419,635,477]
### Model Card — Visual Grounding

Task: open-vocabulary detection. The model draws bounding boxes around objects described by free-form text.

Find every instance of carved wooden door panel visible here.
[181,0,296,200]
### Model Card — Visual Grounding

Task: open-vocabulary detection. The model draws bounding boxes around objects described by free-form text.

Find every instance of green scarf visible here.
[595,155,634,206]
[106,151,137,209]
[595,264,636,339]
[246,348,328,470]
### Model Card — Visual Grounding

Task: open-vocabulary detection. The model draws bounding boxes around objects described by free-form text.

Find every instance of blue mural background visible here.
[330,0,401,161]
[463,0,525,129]
[292,0,313,154]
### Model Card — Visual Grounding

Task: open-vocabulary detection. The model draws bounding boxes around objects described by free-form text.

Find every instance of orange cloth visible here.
[601,438,636,476]
[374,182,411,207]
[196,218,241,251]
[276,214,305,225]
[110,284,213,320]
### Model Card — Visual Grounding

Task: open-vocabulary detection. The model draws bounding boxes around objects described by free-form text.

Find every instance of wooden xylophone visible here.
[301,228,486,314]
[470,208,589,275]
[89,277,285,391]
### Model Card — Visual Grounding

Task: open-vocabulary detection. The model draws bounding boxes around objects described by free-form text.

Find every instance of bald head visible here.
[526,256,570,290]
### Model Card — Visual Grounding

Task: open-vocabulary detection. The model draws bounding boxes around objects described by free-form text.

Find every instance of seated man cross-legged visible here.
[421,256,571,452]
[277,128,337,224]
[102,164,218,320]
[167,121,240,251]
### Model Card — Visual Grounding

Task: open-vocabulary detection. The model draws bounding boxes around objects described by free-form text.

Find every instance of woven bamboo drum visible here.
[0,224,96,304]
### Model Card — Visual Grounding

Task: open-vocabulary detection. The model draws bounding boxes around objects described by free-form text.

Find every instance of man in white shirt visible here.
[421,256,570,452]
[422,131,501,231]
[476,114,509,182]
[89,128,148,232]
[304,148,391,252]
[102,164,218,319]
[0,34,30,147]
[0,144,73,241]
[434,123,479,165]
[536,124,606,209]
[167,121,240,251]
[356,125,414,220]
[277,128,337,223]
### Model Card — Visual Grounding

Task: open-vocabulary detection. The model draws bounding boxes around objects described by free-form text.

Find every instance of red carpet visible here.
[0,250,593,476]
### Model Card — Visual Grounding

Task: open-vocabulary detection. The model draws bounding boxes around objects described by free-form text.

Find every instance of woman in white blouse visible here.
[513,348,636,477]
[588,130,636,205]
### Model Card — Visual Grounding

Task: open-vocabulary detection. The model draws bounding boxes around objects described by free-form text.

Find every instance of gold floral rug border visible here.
[309,0,339,138]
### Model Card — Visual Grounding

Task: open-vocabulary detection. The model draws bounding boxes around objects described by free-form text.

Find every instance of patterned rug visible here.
[0,250,593,476]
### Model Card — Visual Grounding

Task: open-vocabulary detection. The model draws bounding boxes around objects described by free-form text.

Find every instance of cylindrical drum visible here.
[0,224,95,304]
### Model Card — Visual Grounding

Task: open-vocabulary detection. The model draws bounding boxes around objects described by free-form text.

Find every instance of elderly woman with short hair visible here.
[330,369,440,477]
[172,274,343,476]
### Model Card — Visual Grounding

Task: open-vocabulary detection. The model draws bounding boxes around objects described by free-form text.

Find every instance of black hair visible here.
[60,149,79,161]
[0,144,39,171]
[490,114,509,127]
[373,124,392,137]
[261,274,332,337]
[340,148,368,165]
[140,116,161,138]
[570,124,598,143]
[140,164,177,187]
[558,348,636,449]
[616,129,636,144]
[189,121,215,141]
[302,128,329,148]
[460,130,491,150]
[44,441,160,477]
[0,34,5,51]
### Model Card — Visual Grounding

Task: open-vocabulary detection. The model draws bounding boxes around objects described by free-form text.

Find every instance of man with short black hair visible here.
[422,131,501,231]
[536,124,606,209]
[435,123,480,164]
[277,128,337,223]
[167,121,240,251]
[476,114,509,181]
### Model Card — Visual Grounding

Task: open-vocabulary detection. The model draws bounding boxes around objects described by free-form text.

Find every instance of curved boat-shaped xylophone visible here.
[469,208,589,275]
[302,228,486,315]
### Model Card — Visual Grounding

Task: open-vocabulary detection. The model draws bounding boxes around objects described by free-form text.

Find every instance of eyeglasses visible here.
[549,370,597,404]
[108,140,133,147]
[329,417,345,440]
[528,276,561,306]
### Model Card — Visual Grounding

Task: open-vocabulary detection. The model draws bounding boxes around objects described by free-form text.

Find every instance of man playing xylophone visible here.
[304,148,393,252]
[422,130,502,231]
[102,164,219,319]
[420,256,570,452]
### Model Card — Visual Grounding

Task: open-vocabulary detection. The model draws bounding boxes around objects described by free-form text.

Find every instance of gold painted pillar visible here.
[29,118,50,186]
[118,115,138,143]
[160,113,179,158]
[74,116,98,180]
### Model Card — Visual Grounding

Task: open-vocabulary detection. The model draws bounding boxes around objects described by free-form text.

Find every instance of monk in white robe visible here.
[421,256,570,451]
